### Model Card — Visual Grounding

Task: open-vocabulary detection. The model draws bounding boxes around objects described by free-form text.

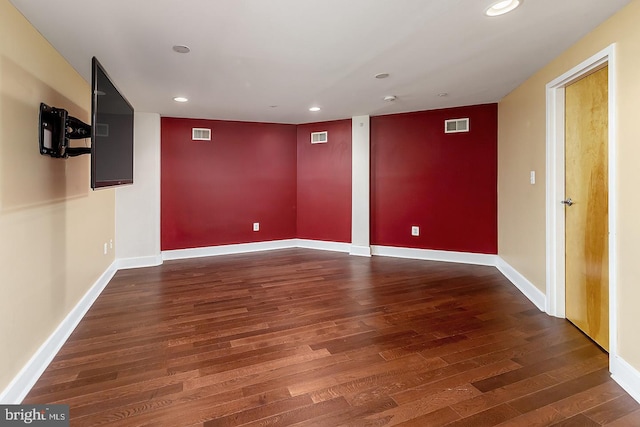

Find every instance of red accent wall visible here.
[161,117,297,250]
[371,104,498,254]
[296,120,352,242]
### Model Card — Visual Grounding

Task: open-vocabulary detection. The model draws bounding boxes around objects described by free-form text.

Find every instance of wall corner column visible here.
[351,115,371,256]
[115,112,162,269]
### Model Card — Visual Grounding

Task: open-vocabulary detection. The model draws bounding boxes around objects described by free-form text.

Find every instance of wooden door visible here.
[564,66,609,351]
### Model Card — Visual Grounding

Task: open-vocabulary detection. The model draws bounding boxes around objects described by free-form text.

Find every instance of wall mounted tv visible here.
[39,57,134,189]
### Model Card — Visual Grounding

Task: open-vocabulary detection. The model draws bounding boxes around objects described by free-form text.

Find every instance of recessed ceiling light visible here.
[173,97,188,103]
[485,0,522,16]
[438,92,449,97]
[309,106,321,112]
[375,73,390,79]
[172,45,191,54]
[383,95,397,102]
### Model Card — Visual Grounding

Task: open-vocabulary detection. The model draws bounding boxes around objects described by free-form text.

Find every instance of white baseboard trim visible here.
[162,239,298,261]
[0,261,118,404]
[296,239,351,253]
[495,257,546,311]
[350,245,372,257]
[162,239,350,261]
[116,255,163,270]
[371,245,498,266]
[611,355,640,404]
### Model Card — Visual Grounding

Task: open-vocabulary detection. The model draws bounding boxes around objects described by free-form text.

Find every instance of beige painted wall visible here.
[0,0,115,392]
[498,0,640,368]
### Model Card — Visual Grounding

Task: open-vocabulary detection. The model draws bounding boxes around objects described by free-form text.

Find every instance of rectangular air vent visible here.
[311,131,328,144]
[192,128,211,141]
[444,118,469,134]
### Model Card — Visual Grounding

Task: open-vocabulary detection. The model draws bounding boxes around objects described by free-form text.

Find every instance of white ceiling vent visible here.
[192,128,211,141]
[311,131,328,144]
[444,118,469,134]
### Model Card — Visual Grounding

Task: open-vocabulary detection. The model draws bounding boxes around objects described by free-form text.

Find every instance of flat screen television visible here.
[91,57,134,189]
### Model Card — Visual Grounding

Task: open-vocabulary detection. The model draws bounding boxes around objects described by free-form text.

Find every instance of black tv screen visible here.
[91,57,134,189]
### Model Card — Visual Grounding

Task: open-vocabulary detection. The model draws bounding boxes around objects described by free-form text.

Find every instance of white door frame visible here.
[545,44,617,358]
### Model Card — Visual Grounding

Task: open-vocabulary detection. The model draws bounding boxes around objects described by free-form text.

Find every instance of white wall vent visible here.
[192,128,211,141]
[444,118,469,134]
[311,131,328,144]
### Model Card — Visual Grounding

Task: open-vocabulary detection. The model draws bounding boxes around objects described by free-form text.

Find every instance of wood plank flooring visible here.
[24,249,639,426]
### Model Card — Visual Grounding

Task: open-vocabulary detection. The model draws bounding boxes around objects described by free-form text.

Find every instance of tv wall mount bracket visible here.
[39,102,91,158]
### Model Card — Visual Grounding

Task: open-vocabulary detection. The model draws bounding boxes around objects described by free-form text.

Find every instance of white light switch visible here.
[253,222,259,231]
[530,170,536,185]
[411,226,419,236]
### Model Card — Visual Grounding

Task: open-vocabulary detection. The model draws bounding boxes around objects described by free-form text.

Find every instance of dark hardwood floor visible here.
[24,249,639,426]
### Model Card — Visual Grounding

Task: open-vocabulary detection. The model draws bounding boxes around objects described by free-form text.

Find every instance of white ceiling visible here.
[10,0,631,124]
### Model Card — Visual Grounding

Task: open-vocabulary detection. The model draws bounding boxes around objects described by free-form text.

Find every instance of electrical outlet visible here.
[103,243,108,255]
[253,222,260,232]
[109,239,113,249]
[530,170,536,185]
[411,226,420,236]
